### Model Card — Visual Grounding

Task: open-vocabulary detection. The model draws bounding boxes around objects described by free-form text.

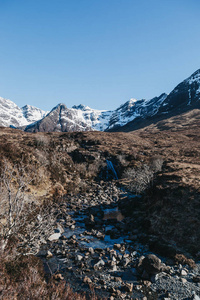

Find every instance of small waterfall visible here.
[106,160,118,180]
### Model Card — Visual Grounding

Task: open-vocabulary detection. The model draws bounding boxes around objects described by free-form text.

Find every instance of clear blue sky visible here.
[0,0,200,111]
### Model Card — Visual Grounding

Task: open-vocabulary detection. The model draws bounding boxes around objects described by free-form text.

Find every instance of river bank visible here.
[38,182,200,300]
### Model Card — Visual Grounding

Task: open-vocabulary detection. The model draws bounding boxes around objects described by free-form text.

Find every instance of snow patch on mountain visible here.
[1,69,200,132]
[187,69,200,85]
[72,104,112,131]
[107,94,167,130]
[22,105,48,123]
[0,97,48,128]
[0,97,30,127]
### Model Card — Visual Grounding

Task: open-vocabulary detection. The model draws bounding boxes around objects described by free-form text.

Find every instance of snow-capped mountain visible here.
[108,69,200,131]
[1,69,200,132]
[158,69,200,114]
[107,94,167,130]
[0,97,47,127]
[71,104,112,131]
[24,94,170,133]
[25,104,93,132]
[22,105,48,124]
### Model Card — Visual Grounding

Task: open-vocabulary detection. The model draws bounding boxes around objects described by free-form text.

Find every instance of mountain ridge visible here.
[0,69,200,132]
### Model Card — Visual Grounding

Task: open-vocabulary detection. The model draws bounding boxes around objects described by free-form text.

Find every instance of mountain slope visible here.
[158,69,200,113]
[24,94,168,133]
[1,69,200,132]
[0,97,47,127]
[25,104,93,132]
[112,69,200,132]
[0,97,30,127]
[22,105,48,123]
[107,94,167,130]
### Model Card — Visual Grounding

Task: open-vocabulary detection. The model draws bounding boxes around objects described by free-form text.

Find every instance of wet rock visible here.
[112,265,117,271]
[180,269,188,276]
[94,259,105,270]
[83,276,92,284]
[46,250,53,259]
[85,214,95,227]
[142,254,161,275]
[76,254,83,261]
[123,257,130,267]
[95,248,104,254]
[114,243,121,250]
[112,256,117,262]
[48,232,61,241]
[120,245,126,253]
[143,280,151,287]
[135,285,143,291]
[151,273,161,283]
[180,278,187,284]
[191,291,200,300]
[160,263,171,274]
[109,286,116,293]
[60,235,67,240]
[109,249,117,258]
[136,255,145,274]
[96,231,105,239]
[193,275,200,283]
[114,277,122,282]
[109,260,117,267]
[123,283,133,292]
[89,247,94,255]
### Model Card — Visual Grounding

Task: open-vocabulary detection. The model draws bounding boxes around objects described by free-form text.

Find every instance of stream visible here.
[39,182,200,300]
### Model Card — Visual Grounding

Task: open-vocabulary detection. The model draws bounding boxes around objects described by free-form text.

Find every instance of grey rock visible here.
[76,254,83,261]
[142,254,161,275]
[48,232,61,241]
[94,259,105,270]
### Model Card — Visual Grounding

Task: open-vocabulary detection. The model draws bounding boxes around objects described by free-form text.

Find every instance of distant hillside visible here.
[0,69,200,132]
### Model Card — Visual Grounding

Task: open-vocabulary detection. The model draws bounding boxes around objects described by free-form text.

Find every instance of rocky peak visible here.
[159,69,200,113]
[186,69,200,83]
[21,104,48,123]
[72,104,91,111]
[1,69,200,132]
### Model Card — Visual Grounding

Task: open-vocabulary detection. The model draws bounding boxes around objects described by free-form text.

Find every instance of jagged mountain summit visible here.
[21,104,48,124]
[25,104,93,132]
[109,69,200,131]
[0,69,200,132]
[159,69,200,113]
[24,94,168,133]
[0,97,47,128]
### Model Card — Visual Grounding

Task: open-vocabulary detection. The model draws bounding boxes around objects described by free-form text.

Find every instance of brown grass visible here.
[0,109,199,256]
[0,247,99,300]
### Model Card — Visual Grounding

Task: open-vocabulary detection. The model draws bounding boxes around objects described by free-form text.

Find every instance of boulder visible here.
[142,254,161,275]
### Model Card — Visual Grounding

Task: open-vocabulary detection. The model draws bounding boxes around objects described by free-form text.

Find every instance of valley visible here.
[0,106,200,299]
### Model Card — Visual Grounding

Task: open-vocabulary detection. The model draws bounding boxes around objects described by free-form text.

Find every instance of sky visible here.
[0,0,200,111]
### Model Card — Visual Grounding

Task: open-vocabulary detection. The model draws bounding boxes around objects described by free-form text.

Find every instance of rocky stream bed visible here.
[38,182,200,300]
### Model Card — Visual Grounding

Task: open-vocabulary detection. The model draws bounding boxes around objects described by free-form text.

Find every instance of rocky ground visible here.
[38,182,200,300]
[1,111,200,299]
